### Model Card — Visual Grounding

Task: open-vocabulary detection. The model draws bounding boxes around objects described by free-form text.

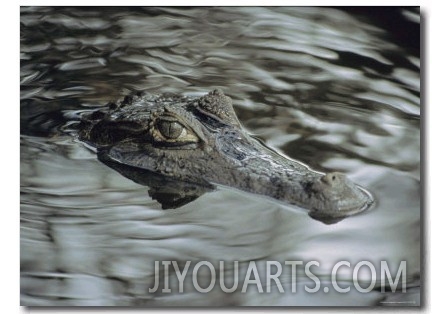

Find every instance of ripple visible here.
[58,58,107,71]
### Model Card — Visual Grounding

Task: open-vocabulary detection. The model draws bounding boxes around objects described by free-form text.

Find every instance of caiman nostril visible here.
[320,172,345,186]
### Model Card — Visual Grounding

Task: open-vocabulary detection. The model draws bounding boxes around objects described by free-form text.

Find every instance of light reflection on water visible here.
[20,7,420,306]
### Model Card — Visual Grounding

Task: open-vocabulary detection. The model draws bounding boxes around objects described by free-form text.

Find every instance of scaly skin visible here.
[79,89,373,217]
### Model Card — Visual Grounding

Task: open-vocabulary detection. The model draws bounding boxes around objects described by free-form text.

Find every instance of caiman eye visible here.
[151,115,199,145]
[156,120,185,139]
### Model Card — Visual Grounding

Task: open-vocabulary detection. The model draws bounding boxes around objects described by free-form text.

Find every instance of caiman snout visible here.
[310,172,373,214]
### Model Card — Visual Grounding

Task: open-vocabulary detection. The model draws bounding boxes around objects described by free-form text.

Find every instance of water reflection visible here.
[98,155,214,209]
[20,7,420,306]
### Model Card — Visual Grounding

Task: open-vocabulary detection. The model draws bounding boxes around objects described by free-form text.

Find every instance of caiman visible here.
[79,89,373,222]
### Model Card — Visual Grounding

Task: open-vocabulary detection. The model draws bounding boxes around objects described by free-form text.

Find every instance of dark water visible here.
[20,7,420,306]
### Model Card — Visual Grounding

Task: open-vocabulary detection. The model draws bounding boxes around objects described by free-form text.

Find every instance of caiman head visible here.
[79,89,373,221]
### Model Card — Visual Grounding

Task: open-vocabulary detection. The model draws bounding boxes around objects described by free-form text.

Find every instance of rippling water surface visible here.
[20,7,420,306]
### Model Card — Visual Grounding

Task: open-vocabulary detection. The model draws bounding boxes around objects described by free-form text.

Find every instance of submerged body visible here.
[79,89,373,218]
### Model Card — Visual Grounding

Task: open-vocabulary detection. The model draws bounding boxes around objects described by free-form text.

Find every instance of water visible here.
[20,7,420,306]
